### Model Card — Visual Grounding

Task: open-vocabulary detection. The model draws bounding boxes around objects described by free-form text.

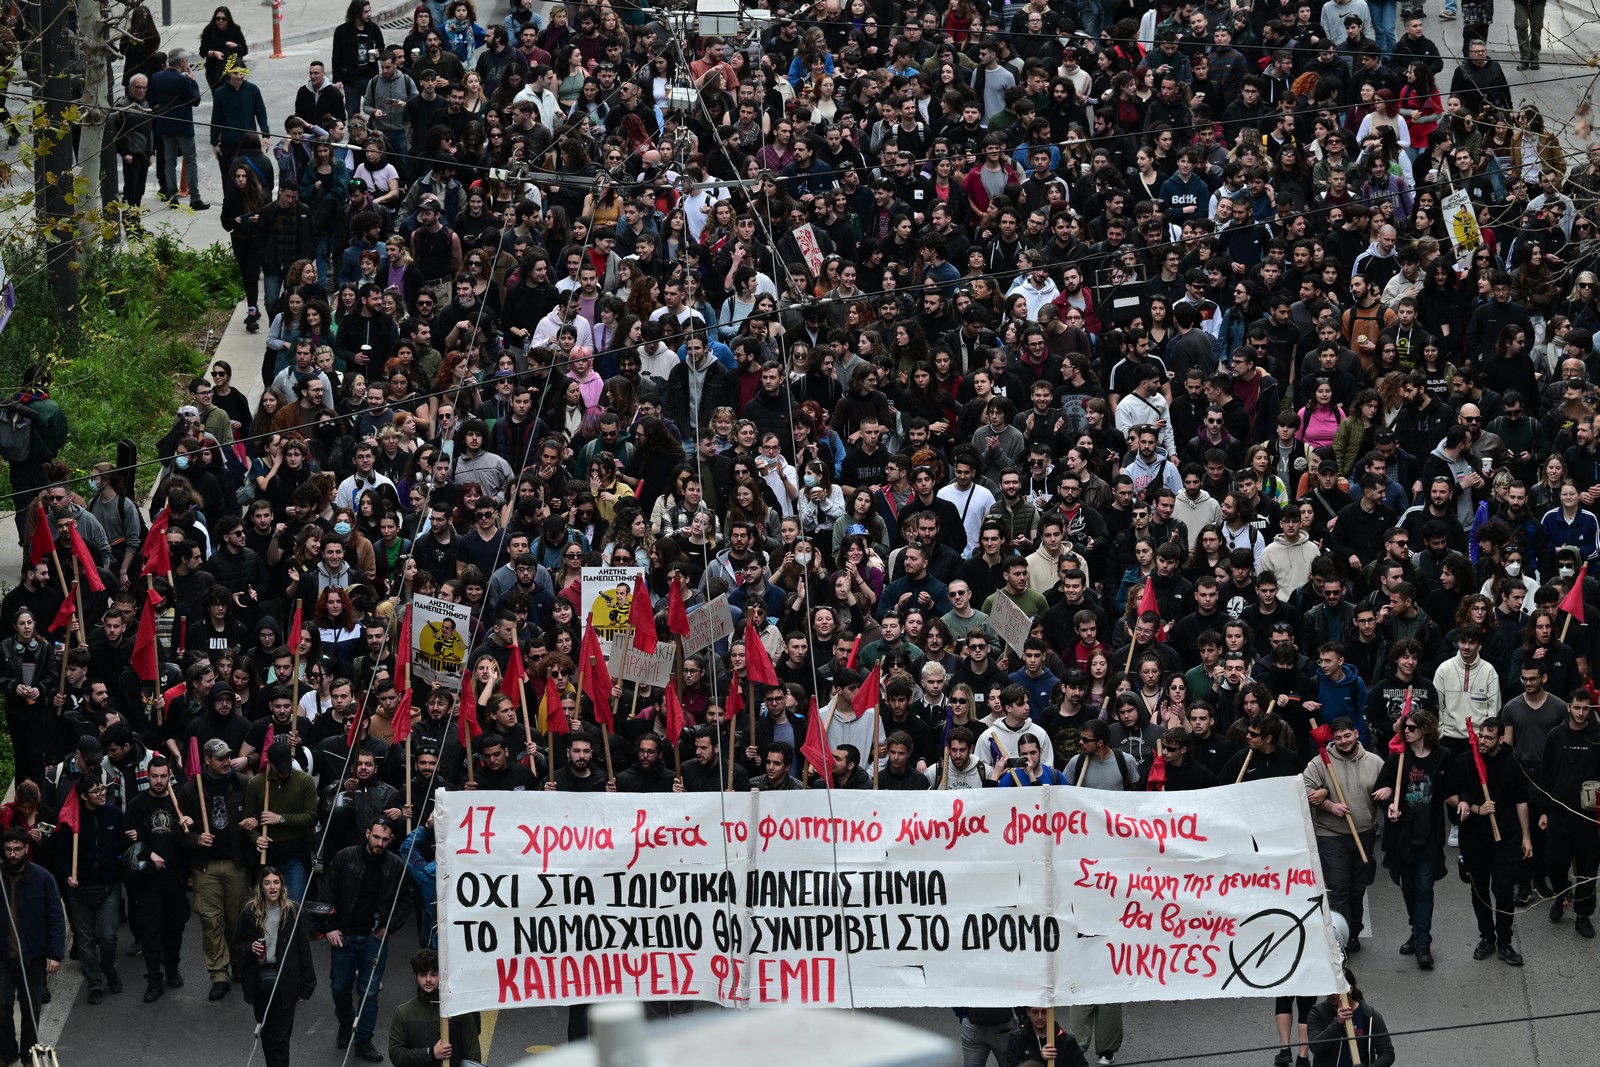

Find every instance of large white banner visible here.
[436,780,1343,1013]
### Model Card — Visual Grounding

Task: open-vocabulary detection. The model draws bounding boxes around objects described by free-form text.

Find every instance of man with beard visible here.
[325,819,410,1062]
[0,829,64,1062]
[677,724,748,791]
[616,736,677,793]
[544,735,604,793]
[390,948,482,1063]
[1302,717,1387,955]
[125,758,191,1001]
[178,738,248,1001]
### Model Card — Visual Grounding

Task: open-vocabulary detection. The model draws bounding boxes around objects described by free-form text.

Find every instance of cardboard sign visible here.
[684,594,735,655]
[989,593,1034,655]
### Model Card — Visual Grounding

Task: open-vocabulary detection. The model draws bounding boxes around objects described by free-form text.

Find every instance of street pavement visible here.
[5,3,1600,1065]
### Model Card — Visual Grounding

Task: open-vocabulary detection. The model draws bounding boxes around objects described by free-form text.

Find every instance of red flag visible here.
[56,784,80,833]
[666,579,690,637]
[1390,687,1414,754]
[390,690,413,744]
[141,507,171,576]
[846,635,862,669]
[800,698,834,788]
[663,682,686,744]
[186,735,203,780]
[67,527,104,593]
[26,500,56,569]
[744,619,779,686]
[1467,716,1489,785]
[458,679,482,749]
[725,682,743,720]
[1559,564,1588,623]
[286,603,304,657]
[1146,750,1167,790]
[132,594,162,684]
[579,624,615,729]
[393,606,411,683]
[851,662,881,716]
[1310,722,1334,765]
[543,674,570,735]
[503,646,527,710]
[50,585,76,633]
[629,574,657,654]
[345,708,364,749]
[1135,579,1165,643]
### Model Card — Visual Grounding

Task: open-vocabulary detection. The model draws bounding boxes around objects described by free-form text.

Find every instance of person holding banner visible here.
[1447,716,1531,964]
[1007,1006,1088,1067]
[1305,972,1395,1067]
[1303,719,1388,956]
[678,725,749,792]
[615,736,677,793]
[753,743,806,791]
[1379,709,1451,969]
[469,732,539,792]
[546,734,612,792]
[388,948,481,1067]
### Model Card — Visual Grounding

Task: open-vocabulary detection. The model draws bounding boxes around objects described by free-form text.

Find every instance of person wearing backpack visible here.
[1,363,68,546]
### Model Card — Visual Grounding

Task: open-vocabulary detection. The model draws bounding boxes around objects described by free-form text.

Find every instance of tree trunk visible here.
[74,0,116,230]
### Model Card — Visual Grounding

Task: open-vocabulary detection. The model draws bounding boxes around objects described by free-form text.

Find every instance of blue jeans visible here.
[1367,0,1398,52]
[329,933,390,1042]
[278,856,309,907]
[1396,854,1437,949]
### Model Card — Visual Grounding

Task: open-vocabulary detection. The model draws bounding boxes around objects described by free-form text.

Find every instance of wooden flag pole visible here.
[70,831,78,884]
[727,705,738,792]
[259,772,273,853]
[1339,994,1363,1065]
[940,745,951,790]
[1075,753,1090,787]
[404,734,413,832]
[196,768,211,836]
[1392,688,1411,808]
[439,1016,450,1058]
[1481,777,1503,842]
[1560,611,1573,645]
[1045,1008,1056,1067]
[516,667,535,767]
[1325,756,1369,864]
[1234,750,1254,784]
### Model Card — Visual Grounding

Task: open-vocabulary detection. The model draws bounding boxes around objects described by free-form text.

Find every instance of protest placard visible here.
[582,566,646,655]
[684,594,734,655]
[989,593,1034,655]
[622,643,676,688]
[412,594,474,690]
[437,780,1342,1014]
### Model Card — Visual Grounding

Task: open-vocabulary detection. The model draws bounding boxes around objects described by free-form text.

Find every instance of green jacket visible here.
[242,768,317,856]
[23,396,66,461]
[389,993,481,1067]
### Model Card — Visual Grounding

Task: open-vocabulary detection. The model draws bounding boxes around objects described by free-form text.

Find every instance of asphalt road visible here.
[10,3,1600,1066]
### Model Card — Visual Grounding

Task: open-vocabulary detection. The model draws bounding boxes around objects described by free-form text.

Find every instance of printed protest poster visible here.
[1443,189,1482,269]
[437,779,1343,1013]
[684,594,734,655]
[412,594,473,690]
[989,593,1034,655]
[582,566,646,656]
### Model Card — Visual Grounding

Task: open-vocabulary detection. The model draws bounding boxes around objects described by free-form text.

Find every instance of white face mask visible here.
[1505,562,1521,577]
[1560,565,1575,579]
[795,552,812,567]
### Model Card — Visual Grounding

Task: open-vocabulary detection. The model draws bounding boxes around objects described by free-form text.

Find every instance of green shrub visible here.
[0,235,242,497]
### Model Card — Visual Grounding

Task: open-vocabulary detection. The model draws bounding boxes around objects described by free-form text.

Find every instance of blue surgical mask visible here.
[88,477,101,493]
[334,521,353,536]
[175,456,190,470]
[803,474,819,488]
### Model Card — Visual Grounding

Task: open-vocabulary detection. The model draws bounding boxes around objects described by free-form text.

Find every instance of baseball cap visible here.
[267,740,293,771]
[203,738,232,759]
[77,735,104,762]
[1375,429,1398,444]
[1318,460,1338,474]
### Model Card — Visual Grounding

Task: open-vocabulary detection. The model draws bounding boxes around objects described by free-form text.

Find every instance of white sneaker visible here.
[1097,1057,1115,1066]
[1447,826,1460,848]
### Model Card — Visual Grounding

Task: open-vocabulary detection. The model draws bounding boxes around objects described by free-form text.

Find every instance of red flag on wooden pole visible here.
[132,595,162,683]
[1559,564,1588,622]
[629,574,657,653]
[50,586,76,634]
[286,603,304,656]
[800,698,834,788]
[140,508,171,576]
[851,663,882,716]
[666,579,690,637]
[67,527,105,592]
[458,679,482,749]
[580,624,615,729]
[26,501,56,569]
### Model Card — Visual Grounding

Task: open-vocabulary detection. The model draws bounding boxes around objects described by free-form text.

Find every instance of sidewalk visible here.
[151,0,421,63]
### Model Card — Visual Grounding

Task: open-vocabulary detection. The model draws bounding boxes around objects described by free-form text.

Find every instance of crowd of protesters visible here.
[6,0,1600,1062]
